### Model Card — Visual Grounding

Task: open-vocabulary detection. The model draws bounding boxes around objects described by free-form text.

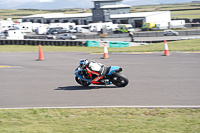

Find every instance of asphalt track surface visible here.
[0,51,200,109]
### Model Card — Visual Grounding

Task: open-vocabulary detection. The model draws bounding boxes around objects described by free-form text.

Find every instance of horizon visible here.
[0,0,192,10]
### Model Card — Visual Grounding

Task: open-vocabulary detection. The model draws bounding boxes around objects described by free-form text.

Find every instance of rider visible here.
[79,59,107,84]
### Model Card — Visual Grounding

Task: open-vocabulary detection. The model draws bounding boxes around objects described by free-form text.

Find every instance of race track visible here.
[0,51,200,109]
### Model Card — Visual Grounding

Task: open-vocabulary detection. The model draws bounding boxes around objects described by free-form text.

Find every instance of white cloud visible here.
[39,0,54,2]
[0,0,32,2]
[0,0,54,2]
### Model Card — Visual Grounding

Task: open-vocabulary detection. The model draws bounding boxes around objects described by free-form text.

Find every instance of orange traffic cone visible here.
[37,44,44,61]
[163,40,170,56]
[103,43,109,59]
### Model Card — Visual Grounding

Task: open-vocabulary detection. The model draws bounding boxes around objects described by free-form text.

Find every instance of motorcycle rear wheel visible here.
[75,76,91,86]
[111,73,129,87]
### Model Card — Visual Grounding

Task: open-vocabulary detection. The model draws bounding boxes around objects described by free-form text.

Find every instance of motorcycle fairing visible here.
[74,69,91,83]
[86,67,103,84]
[106,66,122,75]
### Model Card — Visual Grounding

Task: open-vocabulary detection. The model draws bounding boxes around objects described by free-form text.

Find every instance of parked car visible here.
[46,35,56,39]
[57,33,77,40]
[0,32,6,39]
[46,27,68,35]
[164,30,179,36]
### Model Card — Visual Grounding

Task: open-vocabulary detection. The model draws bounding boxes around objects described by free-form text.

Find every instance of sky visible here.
[0,0,192,9]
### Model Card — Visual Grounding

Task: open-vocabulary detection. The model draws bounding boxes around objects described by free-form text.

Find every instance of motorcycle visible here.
[74,65,129,87]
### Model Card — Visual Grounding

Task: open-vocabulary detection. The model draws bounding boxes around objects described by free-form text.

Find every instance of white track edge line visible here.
[1,106,200,109]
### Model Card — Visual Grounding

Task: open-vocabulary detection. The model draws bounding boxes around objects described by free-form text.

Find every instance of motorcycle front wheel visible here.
[75,76,91,86]
[111,73,129,87]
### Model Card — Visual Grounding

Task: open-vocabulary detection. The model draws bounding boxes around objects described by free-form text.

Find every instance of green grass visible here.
[172,10,200,15]
[0,9,90,19]
[0,39,200,53]
[172,15,200,19]
[0,9,51,19]
[131,3,200,19]
[0,108,200,133]
[131,3,200,13]
[171,9,200,18]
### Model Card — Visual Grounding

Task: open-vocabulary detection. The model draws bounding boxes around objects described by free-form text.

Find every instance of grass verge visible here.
[0,108,200,133]
[0,39,200,53]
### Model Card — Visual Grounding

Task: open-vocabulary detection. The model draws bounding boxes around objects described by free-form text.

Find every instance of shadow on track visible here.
[55,85,117,91]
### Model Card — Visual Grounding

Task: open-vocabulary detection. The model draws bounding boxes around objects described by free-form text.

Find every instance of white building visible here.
[110,11,171,27]
[21,13,92,25]
[44,13,92,25]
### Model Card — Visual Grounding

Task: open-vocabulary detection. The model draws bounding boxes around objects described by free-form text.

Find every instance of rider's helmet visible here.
[79,59,89,67]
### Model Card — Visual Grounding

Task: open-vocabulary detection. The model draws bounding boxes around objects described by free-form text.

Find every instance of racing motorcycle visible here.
[74,65,129,87]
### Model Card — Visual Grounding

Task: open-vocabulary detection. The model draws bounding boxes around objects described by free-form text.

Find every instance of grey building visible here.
[92,0,131,22]
[20,0,172,28]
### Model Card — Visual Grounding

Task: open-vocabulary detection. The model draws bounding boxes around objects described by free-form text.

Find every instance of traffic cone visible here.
[37,44,44,61]
[163,40,170,56]
[103,43,109,59]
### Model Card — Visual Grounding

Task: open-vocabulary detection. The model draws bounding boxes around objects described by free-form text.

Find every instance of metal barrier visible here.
[0,39,86,46]
[75,30,200,38]
[134,30,200,37]
[24,30,200,40]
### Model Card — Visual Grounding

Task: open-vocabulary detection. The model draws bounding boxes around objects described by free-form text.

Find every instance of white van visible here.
[69,25,90,33]
[89,22,113,32]
[4,30,26,39]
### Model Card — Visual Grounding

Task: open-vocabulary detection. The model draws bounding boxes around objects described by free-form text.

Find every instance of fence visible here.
[66,30,200,38]
[24,30,200,40]
[134,30,200,37]
[1,29,200,46]
[0,39,86,46]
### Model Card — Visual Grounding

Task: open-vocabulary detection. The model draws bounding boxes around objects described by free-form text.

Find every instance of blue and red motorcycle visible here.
[74,65,129,87]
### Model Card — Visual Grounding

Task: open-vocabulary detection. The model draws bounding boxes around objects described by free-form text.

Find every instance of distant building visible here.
[21,0,171,28]
[21,13,92,25]
[92,0,131,22]
[111,11,171,27]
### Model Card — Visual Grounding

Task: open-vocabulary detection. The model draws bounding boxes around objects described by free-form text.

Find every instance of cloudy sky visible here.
[0,0,191,9]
